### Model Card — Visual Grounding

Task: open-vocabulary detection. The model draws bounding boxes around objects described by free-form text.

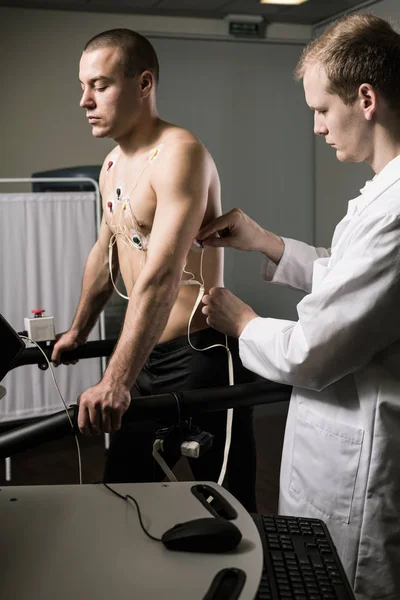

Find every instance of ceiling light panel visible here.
[260,0,309,5]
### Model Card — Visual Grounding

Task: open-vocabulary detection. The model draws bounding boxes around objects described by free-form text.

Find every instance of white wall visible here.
[314,0,400,246]
[0,6,314,322]
[0,6,310,181]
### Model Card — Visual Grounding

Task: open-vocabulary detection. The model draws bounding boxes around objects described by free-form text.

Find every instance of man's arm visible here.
[262,238,330,294]
[205,211,400,391]
[197,208,330,293]
[77,139,210,434]
[51,213,117,364]
[197,207,285,261]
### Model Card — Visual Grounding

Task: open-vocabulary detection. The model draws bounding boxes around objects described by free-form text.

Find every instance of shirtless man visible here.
[51,29,258,511]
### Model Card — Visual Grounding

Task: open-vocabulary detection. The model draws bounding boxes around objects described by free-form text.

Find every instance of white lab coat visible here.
[239,154,400,599]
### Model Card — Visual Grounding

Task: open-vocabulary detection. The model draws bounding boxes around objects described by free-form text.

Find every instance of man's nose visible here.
[80,88,95,109]
[314,113,328,136]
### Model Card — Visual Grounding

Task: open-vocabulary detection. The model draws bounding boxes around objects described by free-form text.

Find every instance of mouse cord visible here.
[101,481,162,542]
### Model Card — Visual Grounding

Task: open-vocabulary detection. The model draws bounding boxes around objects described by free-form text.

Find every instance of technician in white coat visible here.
[198,13,400,600]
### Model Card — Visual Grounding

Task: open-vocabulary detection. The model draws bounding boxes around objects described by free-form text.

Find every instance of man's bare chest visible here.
[103,158,158,250]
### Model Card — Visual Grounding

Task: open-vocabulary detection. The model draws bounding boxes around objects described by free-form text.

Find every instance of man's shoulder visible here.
[161,125,202,148]
[379,187,400,219]
[159,125,213,167]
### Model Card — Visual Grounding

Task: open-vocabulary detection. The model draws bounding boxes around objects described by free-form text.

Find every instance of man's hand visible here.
[197,208,267,251]
[196,208,285,264]
[77,380,131,435]
[51,330,87,366]
[202,287,258,338]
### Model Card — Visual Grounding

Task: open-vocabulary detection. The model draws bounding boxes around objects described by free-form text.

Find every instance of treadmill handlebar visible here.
[0,406,78,459]
[0,380,291,459]
[11,339,118,369]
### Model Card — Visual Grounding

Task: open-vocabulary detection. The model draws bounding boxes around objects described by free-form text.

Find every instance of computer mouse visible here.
[161,517,242,553]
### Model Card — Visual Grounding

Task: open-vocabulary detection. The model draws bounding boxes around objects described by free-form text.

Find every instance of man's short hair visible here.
[294,13,400,112]
[84,28,159,85]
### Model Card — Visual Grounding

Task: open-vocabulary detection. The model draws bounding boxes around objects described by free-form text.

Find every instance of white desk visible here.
[0,481,263,600]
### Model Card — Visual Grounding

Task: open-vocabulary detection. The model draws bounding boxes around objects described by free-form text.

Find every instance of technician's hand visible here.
[202,287,258,338]
[197,208,285,264]
[51,330,87,366]
[77,381,131,435]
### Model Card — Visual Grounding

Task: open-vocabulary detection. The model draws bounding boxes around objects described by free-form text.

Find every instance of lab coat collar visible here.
[356,154,400,214]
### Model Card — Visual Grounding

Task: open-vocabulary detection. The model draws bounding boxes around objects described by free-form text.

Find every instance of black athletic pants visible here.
[103,328,260,512]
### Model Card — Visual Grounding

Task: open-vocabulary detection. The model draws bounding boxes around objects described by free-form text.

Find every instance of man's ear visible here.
[139,70,154,97]
[358,83,377,121]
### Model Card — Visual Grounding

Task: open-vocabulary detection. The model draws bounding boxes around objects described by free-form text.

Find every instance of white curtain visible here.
[0,192,102,422]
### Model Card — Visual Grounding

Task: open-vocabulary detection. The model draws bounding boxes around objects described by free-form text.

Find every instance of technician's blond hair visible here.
[295,13,400,112]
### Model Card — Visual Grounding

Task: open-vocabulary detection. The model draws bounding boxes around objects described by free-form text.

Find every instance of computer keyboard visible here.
[252,514,356,600]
